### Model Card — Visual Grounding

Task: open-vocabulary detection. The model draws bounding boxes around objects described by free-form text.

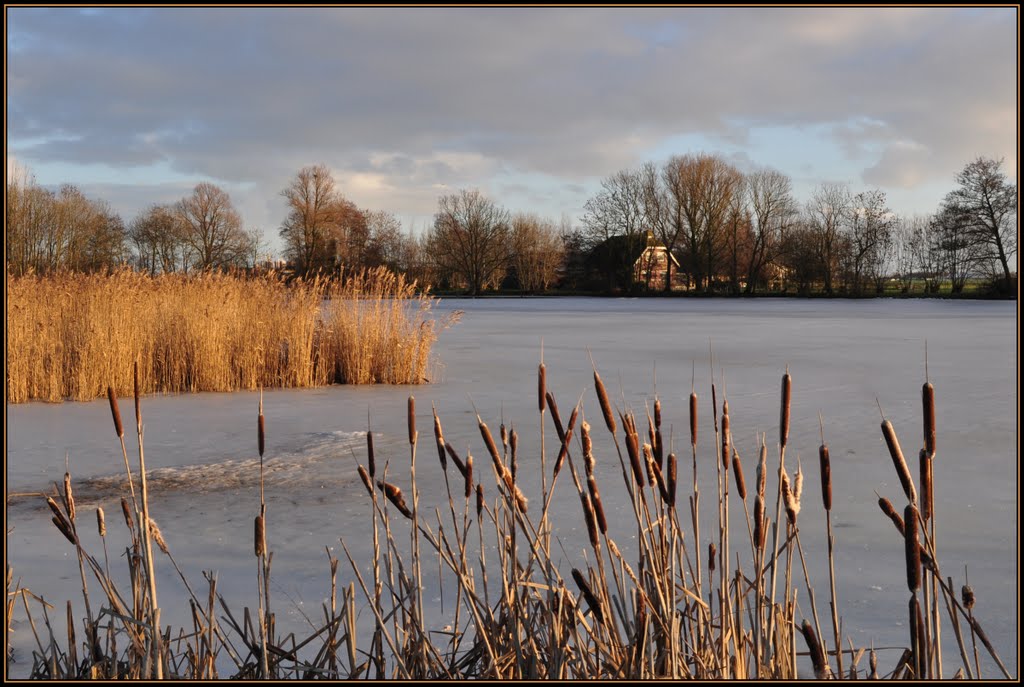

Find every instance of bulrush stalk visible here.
[905,504,921,594]
[689,391,698,448]
[920,449,933,523]
[593,366,617,436]
[666,453,677,508]
[367,431,376,479]
[881,418,918,506]
[445,442,467,479]
[732,449,746,501]
[923,382,936,457]
[407,396,417,446]
[464,454,473,500]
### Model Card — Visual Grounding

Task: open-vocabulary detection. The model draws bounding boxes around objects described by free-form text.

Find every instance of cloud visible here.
[6,7,1017,249]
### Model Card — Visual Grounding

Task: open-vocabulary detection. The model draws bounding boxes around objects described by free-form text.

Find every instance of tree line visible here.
[6,155,1016,296]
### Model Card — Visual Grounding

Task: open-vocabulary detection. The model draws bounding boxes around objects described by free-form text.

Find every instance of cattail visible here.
[905,504,921,593]
[120,496,134,533]
[107,386,124,439]
[654,427,664,471]
[961,584,975,610]
[500,423,507,451]
[581,421,595,476]
[819,442,832,511]
[581,493,599,549]
[651,455,670,503]
[378,480,413,520]
[626,430,644,487]
[63,473,75,522]
[433,410,446,472]
[878,496,905,536]
[571,568,603,623]
[782,470,799,524]
[464,453,474,500]
[689,392,698,447]
[357,465,373,496]
[407,396,416,445]
[538,362,546,413]
[52,516,75,544]
[510,428,518,468]
[754,495,766,552]
[133,360,141,429]
[445,442,467,478]
[881,419,917,505]
[869,649,878,679]
[476,484,484,518]
[546,392,565,444]
[920,449,933,522]
[96,507,106,537]
[780,371,791,448]
[709,543,716,574]
[643,443,656,486]
[801,619,827,679]
[922,382,935,457]
[553,406,578,478]
[757,438,767,497]
[46,496,68,527]
[731,449,746,501]
[501,468,529,513]
[149,519,169,555]
[593,369,617,435]
[478,415,503,472]
[654,398,662,429]
[721,410,730,471]
[909,596,921,675]
[587,475,608,534]
[254,515,265,557]
[666,452,677,507]
[366,431,376,478]
[258,412,265,459]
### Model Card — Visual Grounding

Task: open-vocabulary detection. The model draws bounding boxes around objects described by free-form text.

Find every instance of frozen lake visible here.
[6,297,1017,677]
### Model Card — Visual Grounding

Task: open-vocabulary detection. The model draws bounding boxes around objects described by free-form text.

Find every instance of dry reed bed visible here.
[6,268,455,403]
[6,356,1013,680]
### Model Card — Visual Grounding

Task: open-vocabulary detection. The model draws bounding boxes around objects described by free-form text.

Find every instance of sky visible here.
[6,7,1018,259]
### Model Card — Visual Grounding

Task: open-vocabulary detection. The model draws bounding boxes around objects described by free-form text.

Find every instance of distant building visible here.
[633,231,682,290]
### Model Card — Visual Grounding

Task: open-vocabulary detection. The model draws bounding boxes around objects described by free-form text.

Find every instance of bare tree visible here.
[806,183,850,294]
[130,204,187,274]
[364,210,405,271]
[744,168,797,293]
[582,169,647,291]
[510,213,565,293]
[279,165,366,276]
[428,189,510,295]
[846,189,895,295]
[942,156,1017,288]
[176,182,249,271]
[931,204,979,294]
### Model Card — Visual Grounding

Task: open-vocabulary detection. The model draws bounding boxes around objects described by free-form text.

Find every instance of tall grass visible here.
[6,355,1013,679]
[6,268,457,403]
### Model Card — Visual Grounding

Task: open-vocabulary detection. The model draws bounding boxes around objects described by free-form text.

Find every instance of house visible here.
[633,231,682,290]
[587,231,684,292]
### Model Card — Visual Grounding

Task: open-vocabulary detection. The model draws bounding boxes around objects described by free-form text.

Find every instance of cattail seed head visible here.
[626,431,644,487]
[721,412,731,470]
[754,495,766,552]
[120,496,135,533]
[499,423,507,451]
[52,515,75,544]
[904,503,921,593]
[593,370,616,435]
[366,431,376,479]
[732,449,746,501]
[476,484,484,518]
[878,496,905,536]
[819,443,832,511]
[538,363,546,413]
[581,421,595,476]
[654,398,662,429]
[801,619,827,680]
[107,386,124,439]
[258,413,265,459]
[357,465,373,496]
[922,382,935,457]
[46,496,68,525]
[920,449,933,522]
[546,392,564,443]
[709,543,716,573]
[882,419,917,505]
[780,372,791,448]
[643,443,656,486]
[793,460,804,503]
[149,519,169,555]
[478,416,503,472]
[378,480,413,520]
[961,584,975,611]
[666,453,677,507]
[869,649,878,679]
[433,410,446,472]
[465,453,474,500]
[571,568,603,623]
[581,493,599,549]
[782,470,799,524]
[510,429,518,467]
[407,396,416,446]
[554,406,578,478]
[133,360,141,429]
[445,442,467,478]
[587,475,608,534]
[757,439,767,498]
[254,515,265,557]
[689,392,698,447]
[63,473,75,522]
[96,507,106,537]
